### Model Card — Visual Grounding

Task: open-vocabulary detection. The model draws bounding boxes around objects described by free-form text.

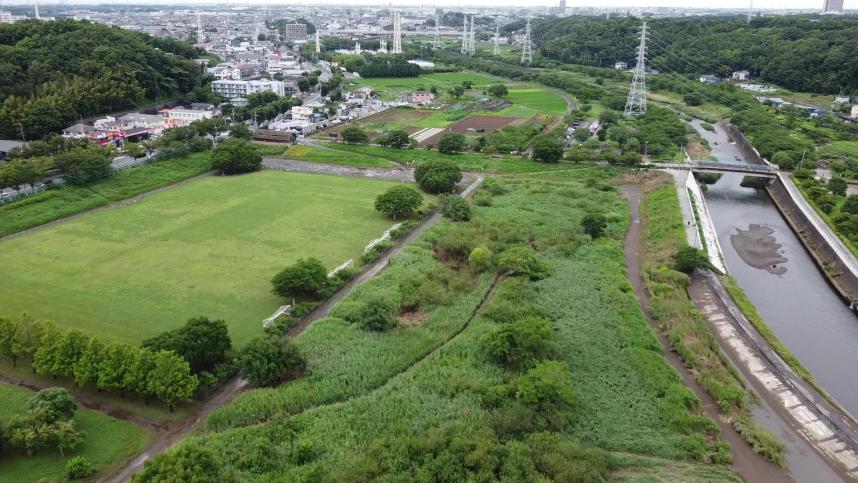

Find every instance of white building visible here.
[731,70,750,81]
[207,64,242,81]
[834,96,852,104]
[852,105,858,119]
[211,79,286,98]
[291,106,314,122]
[614,61,628,70]
[160,108,214,127]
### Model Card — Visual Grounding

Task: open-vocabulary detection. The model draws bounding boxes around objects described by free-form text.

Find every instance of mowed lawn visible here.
[506,87,568,114]
[0,171,407,347]
[0,382,148,481]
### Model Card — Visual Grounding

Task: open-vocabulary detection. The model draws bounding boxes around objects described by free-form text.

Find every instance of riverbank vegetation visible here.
[139,168,744,481]
[637,173,785,466]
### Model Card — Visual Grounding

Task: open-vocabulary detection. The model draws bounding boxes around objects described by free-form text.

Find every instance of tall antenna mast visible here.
[468,16,475,55]
[392,11,402,54]
[494,20,500,56]
[623,22,648,118]
[433,12,441,49]
[520,17,533,65]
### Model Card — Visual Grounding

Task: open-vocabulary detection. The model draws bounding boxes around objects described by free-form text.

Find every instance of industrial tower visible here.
[432,12,441,49]
[520,17,532,65]
[623,22,648,118]
[493,21,500,56]
[467,16,476,55]
[392,12,402,54]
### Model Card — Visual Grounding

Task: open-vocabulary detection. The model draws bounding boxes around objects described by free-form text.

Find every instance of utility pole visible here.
[520,16,533,65]
[623,21,648,118]
[493,21,500,56]
[392,11,402,54]
[433,12,441,49]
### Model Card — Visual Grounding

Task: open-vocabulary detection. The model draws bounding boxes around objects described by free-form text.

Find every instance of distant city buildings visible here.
[284,23,308,42]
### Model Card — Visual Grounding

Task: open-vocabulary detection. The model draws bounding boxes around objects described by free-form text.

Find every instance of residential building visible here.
[284,23,308,42]
[614,61,628,70]
[211,79,286,98]
[208,64,242,80]
[834,96,852,104]
[410,91,436,105]
[159,107,214,127]
[0,10,16,23]
[0,140,25,162]
[852,105,858,119]
[115,113,165,130]
[291,106,314,122]
[731,70,750,81]
[62,123,97,139]
[699,74,721,84]
[253,129,296,144]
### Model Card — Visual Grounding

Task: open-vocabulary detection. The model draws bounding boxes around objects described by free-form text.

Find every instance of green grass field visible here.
[0,171,414,347]
[256,143,396,168]
[353,71,504,98]
[0,382,149,482]
[506,87,568,114]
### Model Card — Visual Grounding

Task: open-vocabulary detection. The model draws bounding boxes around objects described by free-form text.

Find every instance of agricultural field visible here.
[0,382,149,482]
[188,169,738,481]
[506,87,569,114]
[255,142,395,168]
[351,71,505,100]
[0,171,416,348]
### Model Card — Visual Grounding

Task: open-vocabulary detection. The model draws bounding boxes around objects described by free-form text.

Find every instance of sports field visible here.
[0,171,411,347]
[0,382,148,481]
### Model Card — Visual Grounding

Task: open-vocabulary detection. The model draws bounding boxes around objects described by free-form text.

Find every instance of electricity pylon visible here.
[623,22,648,118]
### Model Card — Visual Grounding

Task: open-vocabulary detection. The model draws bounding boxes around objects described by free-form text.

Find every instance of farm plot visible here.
[0,171,413,348]
[449,115,518,134]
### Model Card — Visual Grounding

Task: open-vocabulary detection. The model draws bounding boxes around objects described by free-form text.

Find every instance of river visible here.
[696,122,858,420]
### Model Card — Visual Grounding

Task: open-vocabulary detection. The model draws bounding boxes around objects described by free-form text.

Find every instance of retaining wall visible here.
[722,122,768,166]
[767,176,858,304]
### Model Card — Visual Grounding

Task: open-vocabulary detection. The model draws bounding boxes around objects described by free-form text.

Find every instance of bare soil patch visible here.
[449,115,517,134]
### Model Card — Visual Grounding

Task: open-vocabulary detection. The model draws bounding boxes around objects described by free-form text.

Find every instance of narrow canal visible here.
[696,123,858,420]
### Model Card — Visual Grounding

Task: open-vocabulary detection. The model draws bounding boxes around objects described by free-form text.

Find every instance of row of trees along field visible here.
[530,15,858,95]
[0,19,209,140]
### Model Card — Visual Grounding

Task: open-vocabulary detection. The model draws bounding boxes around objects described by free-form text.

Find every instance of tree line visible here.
[0,316,197,411]
[533,15,858,95]
[0,19,208,139]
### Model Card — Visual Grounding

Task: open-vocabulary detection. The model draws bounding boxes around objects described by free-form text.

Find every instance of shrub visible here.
[531,136,564,163]
[142,317,231,373]
[498,246,551,280]
[473,190,493,207]
[441,195,471,221]
[480,318,559,370]
[414,159,462,193]
[581,213,607,239]
[357,295,399,331]
[360,240,394,265]
[673,245,711,274]
[271,258,329,300]
[481,178,508,196]
[375,185,423,219]
[134,443,225,482]
[378,130,411,149]
[65,456,96,480]
[341,126,369,144]
[468,246,494,273]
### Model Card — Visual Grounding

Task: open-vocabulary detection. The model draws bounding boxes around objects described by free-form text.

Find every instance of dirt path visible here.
[620,183,792,483]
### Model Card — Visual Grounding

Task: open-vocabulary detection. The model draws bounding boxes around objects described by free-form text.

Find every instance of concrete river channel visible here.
[690,121,858,481]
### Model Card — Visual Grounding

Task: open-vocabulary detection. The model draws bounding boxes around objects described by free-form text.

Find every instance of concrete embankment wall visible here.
[766,176,858,304]
[722,122,769,166]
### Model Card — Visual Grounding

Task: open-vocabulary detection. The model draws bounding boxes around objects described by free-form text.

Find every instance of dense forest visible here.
[533,16,858,95]
[0,20,208,139]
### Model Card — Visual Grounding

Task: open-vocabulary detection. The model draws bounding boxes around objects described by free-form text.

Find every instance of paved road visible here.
[779,172,858,281]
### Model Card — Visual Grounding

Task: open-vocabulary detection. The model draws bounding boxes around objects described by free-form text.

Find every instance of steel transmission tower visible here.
[520,17,533,65]
[433,13,441,49]
[315,29,321,54]
[467,16,476,55]
[494,22,500,56]
[392,12,402,54]
[623,22,648,118]
[461,16,469,54]
[195,10,204,43]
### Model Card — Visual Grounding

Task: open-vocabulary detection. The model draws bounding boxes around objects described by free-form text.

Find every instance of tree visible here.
[238,336,306,387]
[531,136,564,163]
[97,342,137,395]
[441,195,471,222]
[6,407,58,456]
[229,123,252,140]
[24,387,77,422]
[829,176,848,197]
[126,350,158,404]
[581,213,607,239]
[462,80,474,89]
[842,195,858,215]
[341,126,369,144]
[375,185,423,219]
[514,360,576,431]
[480,318,559,370]
[134,443,225,483]
[73,337,105,387]
[673,245,711,273]
[52,329,88,378]
[54,419,83,457]
[297,78,311,92]
[448,86,465,99]
[142,317,232,373]
[574,127,590,142]
[378,130,411,149]
[414,159,462,193]
[436,132,467,154]
[125,142,145,159]
[147,351,198,411]
[487,84,509,97]
[271,257,330,299]
[53,146,113,185]
[0,317,24,366]
[498,246,552,280]
[683,93,704,106]
[211,139,262,175]
[468,246,494,273]
[32,322,62,377]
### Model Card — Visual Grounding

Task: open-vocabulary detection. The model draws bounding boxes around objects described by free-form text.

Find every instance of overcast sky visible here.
[3,0,853,12]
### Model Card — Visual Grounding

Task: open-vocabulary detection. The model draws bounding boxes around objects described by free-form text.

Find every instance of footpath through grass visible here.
[0,170,410,348]
[191,168,738,481]
[0,381,149,482]
[0,151,212,238]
